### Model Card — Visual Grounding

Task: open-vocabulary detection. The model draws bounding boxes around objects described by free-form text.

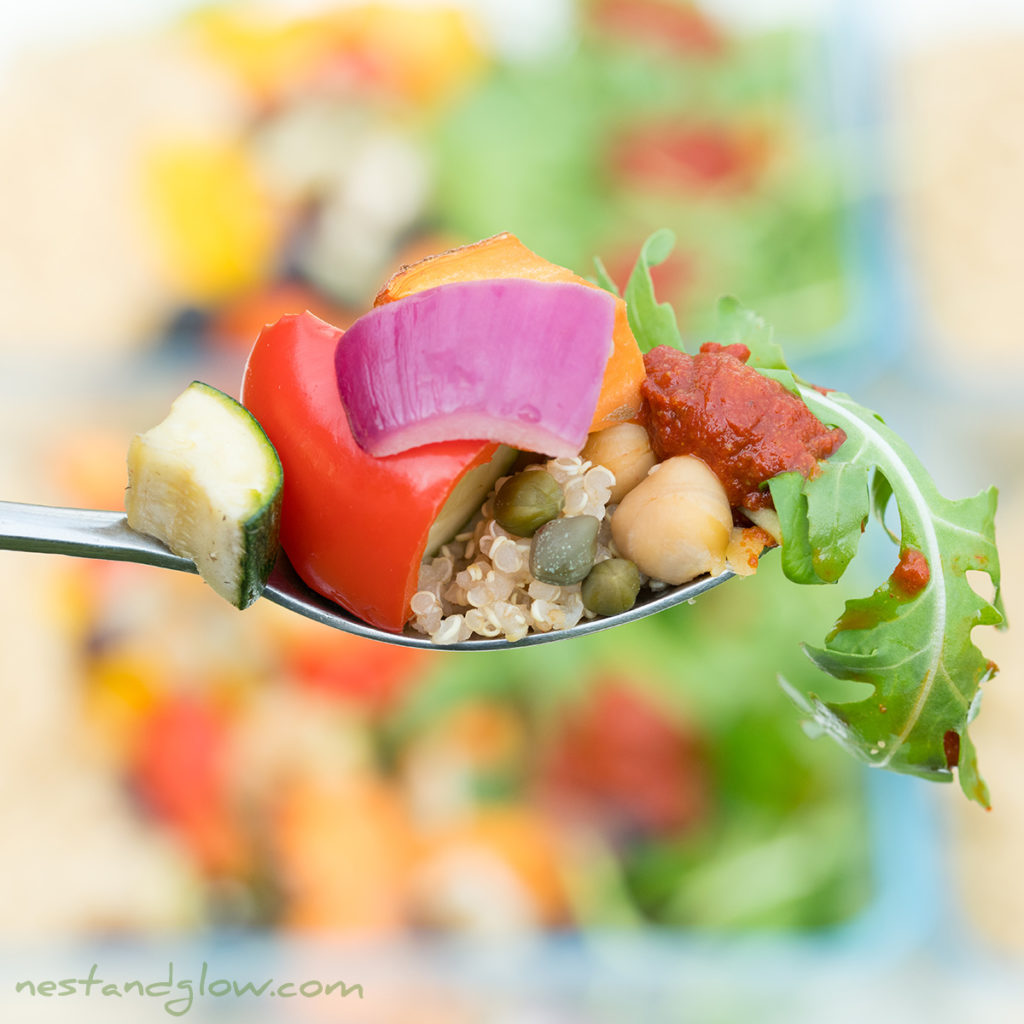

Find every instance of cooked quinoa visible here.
[409,456,634,644]
[409,454,773,644]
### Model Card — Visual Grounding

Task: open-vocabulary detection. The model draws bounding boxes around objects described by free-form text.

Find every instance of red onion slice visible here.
[335,279,616,457]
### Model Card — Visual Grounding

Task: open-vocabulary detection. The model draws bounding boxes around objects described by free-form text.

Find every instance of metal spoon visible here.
[0,500,733,650]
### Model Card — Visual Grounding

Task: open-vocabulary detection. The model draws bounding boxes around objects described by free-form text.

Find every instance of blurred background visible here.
[0,1,1022,1021]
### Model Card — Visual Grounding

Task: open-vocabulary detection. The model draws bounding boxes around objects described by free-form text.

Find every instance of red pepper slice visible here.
[241,312,498,632]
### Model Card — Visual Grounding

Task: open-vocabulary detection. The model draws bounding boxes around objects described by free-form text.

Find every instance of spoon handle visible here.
[0,500,196,574]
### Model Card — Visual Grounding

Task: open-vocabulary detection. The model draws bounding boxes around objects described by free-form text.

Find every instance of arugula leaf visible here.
[591,255,621,297]
[768,458,870,585]
[869,467,900,544]
[623,229,687,353]
[716,295,777,363]
[780,384,1003,807]
[767,471,821,585]
[715,296,798,394]
[617,231,1004,806]
[805,459,872,583]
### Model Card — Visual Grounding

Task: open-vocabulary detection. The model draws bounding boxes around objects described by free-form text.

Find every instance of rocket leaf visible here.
[617,231,1005,806]
[778,385,1003,807]
[591,255,621,297]
[768,459,870,586]
[713,295,798,393]
[623,229,687,354]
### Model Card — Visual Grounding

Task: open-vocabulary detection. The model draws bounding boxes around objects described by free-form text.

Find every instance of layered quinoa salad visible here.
[410,457,619,644]
[409,452,772,645]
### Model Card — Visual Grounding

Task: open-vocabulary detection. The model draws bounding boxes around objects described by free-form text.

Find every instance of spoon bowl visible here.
[0,500,734,650]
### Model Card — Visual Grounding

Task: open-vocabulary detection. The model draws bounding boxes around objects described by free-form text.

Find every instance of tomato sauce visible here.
[641,344,847,509]
[891,547,930,597]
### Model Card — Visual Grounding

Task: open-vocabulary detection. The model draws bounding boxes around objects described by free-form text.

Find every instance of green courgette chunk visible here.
[125,381,283,609]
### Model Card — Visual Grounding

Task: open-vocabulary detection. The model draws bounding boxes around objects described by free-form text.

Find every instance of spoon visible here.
[0,500,733,651]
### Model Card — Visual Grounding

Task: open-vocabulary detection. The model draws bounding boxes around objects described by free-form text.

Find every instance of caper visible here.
[529,515,600,585]
[581,558,643,616]
[493,469,564,538]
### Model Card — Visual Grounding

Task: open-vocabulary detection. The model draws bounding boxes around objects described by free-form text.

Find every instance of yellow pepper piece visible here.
[141,140,279,302]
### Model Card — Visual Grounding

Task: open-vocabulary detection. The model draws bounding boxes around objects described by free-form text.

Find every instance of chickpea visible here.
[610,455,731,584]
[580,422,657,503]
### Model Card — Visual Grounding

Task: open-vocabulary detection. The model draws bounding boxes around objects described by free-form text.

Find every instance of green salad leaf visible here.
[715,296,799,394]
[616,232,1005,806]
[591,254,621,297]
[622,228,684,353]
[775,386,1002,807]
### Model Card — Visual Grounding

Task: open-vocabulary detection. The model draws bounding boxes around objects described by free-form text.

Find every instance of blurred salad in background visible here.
[433,0,851,346]
[58,523,872,935]
[0,0,856,366]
